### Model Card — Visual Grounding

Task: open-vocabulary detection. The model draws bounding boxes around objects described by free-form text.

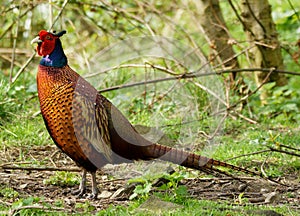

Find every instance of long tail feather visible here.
[146,143,289,187]
[146,143,259,176]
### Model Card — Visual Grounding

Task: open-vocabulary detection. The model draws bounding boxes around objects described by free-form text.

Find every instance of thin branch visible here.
[185,177,258,182]
[268,147,300,158]
[84,63,179,78]
[228,111,257,124]
[193,81,227,106]
[1,165,81,172]
[149,78,180,107]
[9,5,21,83]
[98,67,300,93]
[279,144,300,152]
[287,0,300,24]
[49,0,53,30]
[228,0,254,37]
[244,0,266,34]
[260,152,271,178]
[9,205,69,216]
[208,112,228,140]
[227,68,274,110]
[48,0,69,31]
[215,67,300,76]
[11,51,36,84]
[224,149,271,162]
[99,74,185,93]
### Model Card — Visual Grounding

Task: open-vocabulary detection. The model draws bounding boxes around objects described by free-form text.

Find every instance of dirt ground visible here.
[0,145,299,214]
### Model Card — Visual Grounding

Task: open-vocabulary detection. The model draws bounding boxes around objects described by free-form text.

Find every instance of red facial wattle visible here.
[37,42,42,56]
[36,30,57,56]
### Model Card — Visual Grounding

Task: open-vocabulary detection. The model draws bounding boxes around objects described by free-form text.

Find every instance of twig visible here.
[98,67,300,93]
[208,112,228,140]
[49,150,61,167]
[49,0,53,30]
[1,165,81,172]
[244,0,266,34]
[268,147,300,157]
[287,0,300,24]
[193,81,227,106]
[279,144,300,152]
[229,112,257,124]
[0,199,11,207]
[11,51,36,84]
[9,5,21,83]
[186,177,258,182]
[227,68,274,111]
[99,74,186,93]
[0,161,32,167]
[224,149,271,162]
[260,152,271,178]
[84,63,179,78]
[228,0,255,37]
[0,4,36,41]
[201,166,251,185]
[48,0,69,31]
[9,205,68,216]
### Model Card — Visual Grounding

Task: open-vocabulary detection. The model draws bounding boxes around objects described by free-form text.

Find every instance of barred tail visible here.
[145,143,260,176]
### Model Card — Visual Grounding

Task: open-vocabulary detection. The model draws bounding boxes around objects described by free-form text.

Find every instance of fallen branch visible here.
[279,144,300,152]
[9,205,69,216]
[260,152,271,179]
[268,146,300,158]
[224,149,271,162]
[0,165,81,172]
[185,176,259,182]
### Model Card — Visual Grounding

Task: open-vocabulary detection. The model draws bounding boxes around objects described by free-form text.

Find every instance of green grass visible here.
[97,196,297,216]
[0,193,297,216]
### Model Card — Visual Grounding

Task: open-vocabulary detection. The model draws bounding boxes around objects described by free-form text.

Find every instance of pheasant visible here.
[32,30,259,198]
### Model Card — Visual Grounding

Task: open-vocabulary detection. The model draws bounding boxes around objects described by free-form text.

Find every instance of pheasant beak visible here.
[31,36,42,44]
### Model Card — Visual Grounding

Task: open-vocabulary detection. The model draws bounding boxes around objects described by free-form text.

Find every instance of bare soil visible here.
[0,145,299,214]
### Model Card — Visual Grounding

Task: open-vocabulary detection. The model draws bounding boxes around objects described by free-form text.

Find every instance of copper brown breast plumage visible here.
[32,30,261,199]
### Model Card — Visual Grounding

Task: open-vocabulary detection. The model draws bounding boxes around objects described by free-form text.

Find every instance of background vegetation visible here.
[0,0,299,215]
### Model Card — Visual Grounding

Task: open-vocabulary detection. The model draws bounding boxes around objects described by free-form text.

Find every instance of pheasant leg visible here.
[72,169,87,197]
[87,171,99,199]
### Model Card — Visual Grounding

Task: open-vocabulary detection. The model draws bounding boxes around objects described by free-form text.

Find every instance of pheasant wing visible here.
[72,80,112,166]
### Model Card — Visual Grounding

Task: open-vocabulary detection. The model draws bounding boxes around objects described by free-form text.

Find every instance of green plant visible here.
[160,171,189,190]
[75,201,96,212]
[0,187,19,199]
[129,181,152,200]
[128,169,191,201]
[254,81,300,122]
[43,171,80,187]
[0,79,16,125]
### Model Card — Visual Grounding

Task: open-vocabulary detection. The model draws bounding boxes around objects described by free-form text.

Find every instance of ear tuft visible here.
[52,30,67,37]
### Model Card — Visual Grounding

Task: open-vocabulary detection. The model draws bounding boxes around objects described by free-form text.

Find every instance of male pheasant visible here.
[32,30,258,198]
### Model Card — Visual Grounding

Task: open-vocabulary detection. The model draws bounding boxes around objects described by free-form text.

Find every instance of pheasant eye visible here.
[45,35,52,40]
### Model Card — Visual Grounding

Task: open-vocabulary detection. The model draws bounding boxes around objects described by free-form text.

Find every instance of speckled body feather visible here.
[37,65,105,171]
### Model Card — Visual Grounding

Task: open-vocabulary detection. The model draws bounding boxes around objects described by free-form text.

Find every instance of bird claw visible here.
[71,188,86,197]
[85,192,98,200]
[71,188,98,199]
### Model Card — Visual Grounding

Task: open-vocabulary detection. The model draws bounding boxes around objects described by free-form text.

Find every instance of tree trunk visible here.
[196,0,239,82]
[240,0,287,103]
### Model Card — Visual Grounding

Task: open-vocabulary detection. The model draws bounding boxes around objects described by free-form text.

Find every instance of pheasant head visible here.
[31,30,67,67]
